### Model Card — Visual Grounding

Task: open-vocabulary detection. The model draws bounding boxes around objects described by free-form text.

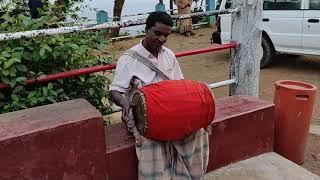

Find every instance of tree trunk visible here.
[111,0,125,37]
[229,0,263,97]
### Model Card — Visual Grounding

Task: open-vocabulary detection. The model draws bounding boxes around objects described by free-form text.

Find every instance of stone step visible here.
[204,152,320,180]
[310,125,320,136]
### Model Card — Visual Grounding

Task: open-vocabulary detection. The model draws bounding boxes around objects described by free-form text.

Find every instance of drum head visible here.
[132,91,148,135]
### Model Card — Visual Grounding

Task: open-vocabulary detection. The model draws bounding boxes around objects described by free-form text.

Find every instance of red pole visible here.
[0,64,116,90]
[175,43,237,58]
[0,44,236,90]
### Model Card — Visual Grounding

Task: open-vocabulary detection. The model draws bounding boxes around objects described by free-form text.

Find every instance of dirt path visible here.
[107,27,320,125]
[304,134,320,176]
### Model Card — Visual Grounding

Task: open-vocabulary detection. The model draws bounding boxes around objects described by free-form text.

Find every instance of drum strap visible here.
[124,49,170,80]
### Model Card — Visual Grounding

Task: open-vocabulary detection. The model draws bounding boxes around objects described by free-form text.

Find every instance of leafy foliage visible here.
[0,0,114,114]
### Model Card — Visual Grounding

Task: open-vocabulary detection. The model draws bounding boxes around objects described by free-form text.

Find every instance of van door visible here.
[302,0,320,55]
[263,0,304,53]
[218,0,232,44]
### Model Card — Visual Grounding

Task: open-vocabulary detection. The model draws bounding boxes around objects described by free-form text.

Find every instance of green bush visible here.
[0,0,114,115]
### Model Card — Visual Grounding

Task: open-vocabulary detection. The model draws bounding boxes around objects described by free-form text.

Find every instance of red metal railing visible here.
[0,64,117,90]
[175,43,236,57]
[0,43,237,90]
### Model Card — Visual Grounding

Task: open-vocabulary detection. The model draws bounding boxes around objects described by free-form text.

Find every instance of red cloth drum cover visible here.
[133,80,215,141]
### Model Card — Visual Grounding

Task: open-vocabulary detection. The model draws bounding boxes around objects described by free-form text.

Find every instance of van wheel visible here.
[260,36,274,69]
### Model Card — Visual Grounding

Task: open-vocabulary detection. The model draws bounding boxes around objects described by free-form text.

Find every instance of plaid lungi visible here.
[135,129,209,180]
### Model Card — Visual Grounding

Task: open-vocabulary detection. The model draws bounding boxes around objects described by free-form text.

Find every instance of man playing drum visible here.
[109,12,210,180]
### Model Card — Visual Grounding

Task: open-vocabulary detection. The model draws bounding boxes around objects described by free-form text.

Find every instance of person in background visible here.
[28,0,44,18]
[155,0,166,12]
[175,0,196,36]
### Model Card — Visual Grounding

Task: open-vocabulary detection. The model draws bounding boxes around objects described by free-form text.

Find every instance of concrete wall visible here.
[0,99,107,180]
[105,95,275,179]
[0,96,275,180]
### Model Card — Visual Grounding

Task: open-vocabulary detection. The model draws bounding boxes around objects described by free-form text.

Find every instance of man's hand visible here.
[110,90,143,146]
[109,90,134,123]
[121,98,132,122]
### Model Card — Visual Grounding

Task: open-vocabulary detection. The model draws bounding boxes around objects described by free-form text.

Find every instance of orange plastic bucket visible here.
[274,80,318,164]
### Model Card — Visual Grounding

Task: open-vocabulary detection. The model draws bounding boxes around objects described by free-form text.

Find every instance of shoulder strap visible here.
[124,49,170,80]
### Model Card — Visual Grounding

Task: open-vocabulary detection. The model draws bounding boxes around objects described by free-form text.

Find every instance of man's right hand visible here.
[121,98,132,122]
[110,90,131,122]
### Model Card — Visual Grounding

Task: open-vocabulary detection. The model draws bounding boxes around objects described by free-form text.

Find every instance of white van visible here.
[213,0,320,68]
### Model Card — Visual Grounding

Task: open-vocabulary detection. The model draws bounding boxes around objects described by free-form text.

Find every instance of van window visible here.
[216,0,232,10]
[225,0,231,9]
[263,0,302,10]
[310,0,320,10]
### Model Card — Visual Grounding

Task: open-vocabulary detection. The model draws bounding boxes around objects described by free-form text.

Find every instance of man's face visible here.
[145,22,172,52]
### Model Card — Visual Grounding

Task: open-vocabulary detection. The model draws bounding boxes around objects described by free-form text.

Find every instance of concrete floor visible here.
[204,152,320,180]
[310,125,320,136]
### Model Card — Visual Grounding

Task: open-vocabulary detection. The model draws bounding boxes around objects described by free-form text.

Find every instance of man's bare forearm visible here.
[110,90,125,107]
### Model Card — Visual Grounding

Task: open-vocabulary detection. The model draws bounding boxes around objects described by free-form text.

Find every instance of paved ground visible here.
[303,134,320,176]
[311,125,320,136]
[204,152,320,180]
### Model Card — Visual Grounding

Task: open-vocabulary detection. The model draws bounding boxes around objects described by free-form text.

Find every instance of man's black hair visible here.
[146,11,173,30]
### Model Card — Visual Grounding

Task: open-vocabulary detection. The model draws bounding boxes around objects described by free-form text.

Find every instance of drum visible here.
[132,80,215,141]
